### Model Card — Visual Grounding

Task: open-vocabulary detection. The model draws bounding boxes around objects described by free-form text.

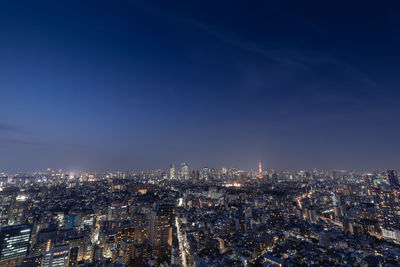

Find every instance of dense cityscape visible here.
[0,163,399,266]
[2,0,400,266]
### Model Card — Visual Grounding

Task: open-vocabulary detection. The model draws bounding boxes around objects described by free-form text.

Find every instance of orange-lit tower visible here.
[258,161,263,179]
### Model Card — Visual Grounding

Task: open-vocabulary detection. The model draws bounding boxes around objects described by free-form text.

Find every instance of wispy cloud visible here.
[187,20,310,70]
[195,19,376,88]
[0,122,27,133]
[130,0,375,87]
[0,122,81,148]
[0,138,41,146]
[130,0,308,70]
[0,137,84,150]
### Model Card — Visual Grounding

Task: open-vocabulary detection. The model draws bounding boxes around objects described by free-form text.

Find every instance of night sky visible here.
[1,1,400,172]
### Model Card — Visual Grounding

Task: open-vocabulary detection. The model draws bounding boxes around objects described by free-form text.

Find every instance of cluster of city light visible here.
[16,195,28,202]
[223,183,242,188]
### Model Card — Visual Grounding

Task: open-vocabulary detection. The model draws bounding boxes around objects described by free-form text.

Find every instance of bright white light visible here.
[16,195,28,201]
[178,198,183,207]
[224,183,242,187]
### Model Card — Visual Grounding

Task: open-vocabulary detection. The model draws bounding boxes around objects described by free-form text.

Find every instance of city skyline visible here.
[1,1,400,171]
[1,2,400,266]
[0,165,399,266]
[1,163,398,177]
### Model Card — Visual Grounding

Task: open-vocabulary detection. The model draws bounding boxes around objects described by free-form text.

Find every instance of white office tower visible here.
[181,162,189,180]
[169,164,175,179]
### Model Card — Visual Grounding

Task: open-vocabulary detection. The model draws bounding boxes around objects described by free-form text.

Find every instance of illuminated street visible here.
[176,216,188,267]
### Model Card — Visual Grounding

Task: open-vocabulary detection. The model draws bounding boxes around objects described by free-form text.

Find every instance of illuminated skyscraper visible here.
[148,210,171,258]
[120,240,134,266]
[0,224,31,264]
[0,187,18,226]
[169,164,175,179]
[259,161,263,179]
[201,167,209,180]
[181,163,189,180]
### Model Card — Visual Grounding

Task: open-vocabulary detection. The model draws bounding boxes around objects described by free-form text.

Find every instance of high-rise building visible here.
[120,239,134,265]
[169,164,175,179]
[201,167,209,180]
[157,204,175,227]
[43,244,70,267]
[67,247,78,267]
[116,224,135,245]
[148,210,171,258]
[388,170,399,188]
[191,170,200,182]
[181,163,189,181]
[0,187,19,226]
[259,161,263,179]
[132,214,147,245]
[0,224,31,264]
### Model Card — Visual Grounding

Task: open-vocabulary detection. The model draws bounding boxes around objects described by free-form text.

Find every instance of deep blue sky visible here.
[1,0,400,172]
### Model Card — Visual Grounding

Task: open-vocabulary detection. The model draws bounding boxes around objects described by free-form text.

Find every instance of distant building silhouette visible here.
[388,170,399,187]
